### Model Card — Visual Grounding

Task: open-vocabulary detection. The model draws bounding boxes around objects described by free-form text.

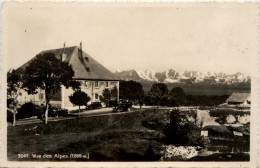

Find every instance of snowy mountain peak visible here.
[115,69,250,84]
[135,69,158,82]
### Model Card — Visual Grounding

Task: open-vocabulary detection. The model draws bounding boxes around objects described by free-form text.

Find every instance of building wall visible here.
[16,80,119,110]
[63,80,119,109]
[17,88,45,105]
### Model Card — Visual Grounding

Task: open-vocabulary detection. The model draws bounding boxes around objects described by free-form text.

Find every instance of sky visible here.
[2,2,258,75]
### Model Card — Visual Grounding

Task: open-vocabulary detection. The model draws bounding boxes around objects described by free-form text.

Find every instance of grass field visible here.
[8,107,250,161]
[8,109,167,161]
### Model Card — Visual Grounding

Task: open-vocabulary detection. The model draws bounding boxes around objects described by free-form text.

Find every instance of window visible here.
[105,81,109,88]
[19,92,22,96]
[85,81,88,88]
[95,81,99,88]
[95,93,99,100]
[39,93,44,100]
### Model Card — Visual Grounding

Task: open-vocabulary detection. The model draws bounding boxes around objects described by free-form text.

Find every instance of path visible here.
[10,107,142,126]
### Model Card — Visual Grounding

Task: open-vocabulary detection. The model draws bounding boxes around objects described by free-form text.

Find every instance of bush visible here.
[48,105,68,117]
[57,109,69,117]
[163,109,203,146]
[16,103,68,120]
[17,102,44,120]
[142,117,166,131]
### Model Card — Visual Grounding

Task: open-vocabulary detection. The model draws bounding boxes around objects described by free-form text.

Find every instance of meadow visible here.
[8,107,250,161]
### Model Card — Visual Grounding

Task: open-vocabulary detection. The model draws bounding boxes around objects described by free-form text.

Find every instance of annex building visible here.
[226,92,251,105]
[17,43,120,109]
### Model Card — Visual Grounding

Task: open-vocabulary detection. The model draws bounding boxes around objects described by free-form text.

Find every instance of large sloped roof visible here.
[226,92,251,103]
[19,46,119,81]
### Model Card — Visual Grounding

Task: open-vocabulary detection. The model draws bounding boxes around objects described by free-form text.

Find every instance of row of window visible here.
[19,92,44,100]
[18,81,110,101]
[84,81,109,88]
[21,91,100,101]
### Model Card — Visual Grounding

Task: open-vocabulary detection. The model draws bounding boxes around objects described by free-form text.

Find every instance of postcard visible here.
[1,1,259,167]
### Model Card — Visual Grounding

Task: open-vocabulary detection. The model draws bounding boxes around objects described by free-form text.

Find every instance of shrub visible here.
[16,102,68,120]
[57,109,69,117]
[17,102,44,120]
[163,109,203,146]
[48,105,68,117]
[142,117,166,131]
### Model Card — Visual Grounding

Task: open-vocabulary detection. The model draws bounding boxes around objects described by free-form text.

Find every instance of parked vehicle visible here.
[86,102,102,110]
[107,100,118,107]
[113,102,132,112]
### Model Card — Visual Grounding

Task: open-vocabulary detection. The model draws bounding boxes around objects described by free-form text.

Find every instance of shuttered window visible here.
[95,81,99,88]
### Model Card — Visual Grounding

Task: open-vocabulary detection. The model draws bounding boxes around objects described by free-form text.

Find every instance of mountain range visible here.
[115,69,250,85]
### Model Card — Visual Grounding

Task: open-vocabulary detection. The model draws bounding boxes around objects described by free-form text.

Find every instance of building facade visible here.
[17,43,120,109]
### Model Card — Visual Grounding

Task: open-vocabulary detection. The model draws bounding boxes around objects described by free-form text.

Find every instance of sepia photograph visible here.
[1,1,259,167]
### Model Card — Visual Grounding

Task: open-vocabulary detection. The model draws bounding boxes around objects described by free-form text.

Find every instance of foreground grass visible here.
[8,109,167,161]
[8,107,250,161]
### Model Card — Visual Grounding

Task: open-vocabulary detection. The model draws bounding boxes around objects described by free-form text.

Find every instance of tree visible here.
[99,88,111,106]
[148,83,169,111]
[69,90,90,115]
[119,80,144,101]
[7,69,23,126]
[168,87,186,106]
[119,80,145,111]
[138,91,145,112]
[111,86,118,101]
[22,52,79,124]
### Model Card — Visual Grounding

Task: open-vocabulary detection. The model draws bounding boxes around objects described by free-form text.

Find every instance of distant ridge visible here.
[115,69,250,85]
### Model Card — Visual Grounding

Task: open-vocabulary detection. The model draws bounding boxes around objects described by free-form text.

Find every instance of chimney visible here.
[78,42,83,61]
[80,42,82,51]
[60,42,67,62]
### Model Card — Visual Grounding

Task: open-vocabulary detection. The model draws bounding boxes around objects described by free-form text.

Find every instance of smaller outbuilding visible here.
[226,92,251,105]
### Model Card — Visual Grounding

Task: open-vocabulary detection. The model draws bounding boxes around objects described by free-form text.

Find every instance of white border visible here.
[1,1,259,167]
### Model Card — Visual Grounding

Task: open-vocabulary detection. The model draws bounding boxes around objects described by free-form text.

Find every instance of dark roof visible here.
[19,46,119,81]
[19,46,76,70]
[226,92,250,103]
